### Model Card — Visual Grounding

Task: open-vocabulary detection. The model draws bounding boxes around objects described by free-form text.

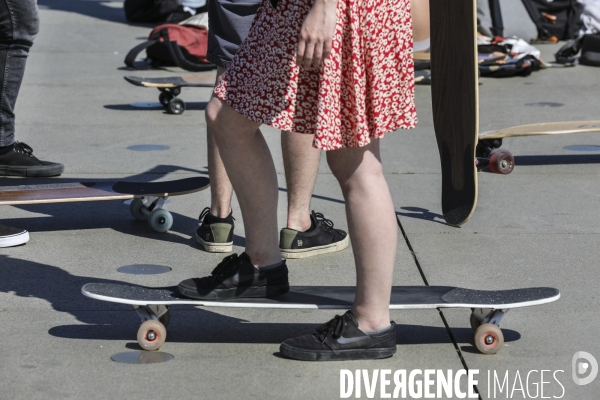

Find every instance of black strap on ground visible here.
[124,39,158,69]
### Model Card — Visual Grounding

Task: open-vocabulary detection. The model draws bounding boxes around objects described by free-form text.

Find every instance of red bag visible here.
[125,24,214,71]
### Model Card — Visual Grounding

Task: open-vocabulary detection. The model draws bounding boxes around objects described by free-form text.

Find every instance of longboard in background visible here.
[476,121,600,174]
[0,177,210,232]
[82,283,560,354]
[124,75,215,115]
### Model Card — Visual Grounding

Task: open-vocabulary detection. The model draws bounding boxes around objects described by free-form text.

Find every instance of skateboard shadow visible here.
[396,207,447,226]
[104,102,209,112]
[49,308,522,347]
[514,154,600,166]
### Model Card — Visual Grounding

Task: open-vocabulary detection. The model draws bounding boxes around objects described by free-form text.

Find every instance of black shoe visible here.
[279,211,349,259]
[0,225,30,248]
[195,207,234,253]
[0,142,64,177]
[280,311,396,361]
[178,253,289,300]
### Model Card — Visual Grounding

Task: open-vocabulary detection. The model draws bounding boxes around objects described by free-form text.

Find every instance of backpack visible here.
[125,24,215,71]
[521,0,584,41]
[580,33,600,66]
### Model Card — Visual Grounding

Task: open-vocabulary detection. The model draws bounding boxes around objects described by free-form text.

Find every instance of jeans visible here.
[0,0,38,147]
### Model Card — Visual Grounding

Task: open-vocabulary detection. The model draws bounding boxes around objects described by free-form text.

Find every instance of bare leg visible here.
[206,97,281,267]
[326,140,397,332]
[411,0,430,48]
[281,131,321,231]
[207,67,234,218]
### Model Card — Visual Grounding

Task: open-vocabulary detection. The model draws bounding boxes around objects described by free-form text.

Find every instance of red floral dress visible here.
[214,0,417,151]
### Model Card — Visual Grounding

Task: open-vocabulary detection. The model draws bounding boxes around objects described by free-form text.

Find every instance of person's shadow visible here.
[39,0,131,25]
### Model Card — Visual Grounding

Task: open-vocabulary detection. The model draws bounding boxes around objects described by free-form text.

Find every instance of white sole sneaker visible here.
[196,233,233,253]
[281,235,349,259]
[0,228,30,248]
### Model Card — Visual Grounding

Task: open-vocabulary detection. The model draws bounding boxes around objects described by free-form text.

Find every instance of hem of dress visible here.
[215,90,417,151]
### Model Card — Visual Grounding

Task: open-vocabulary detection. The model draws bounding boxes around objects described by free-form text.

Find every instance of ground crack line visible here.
[396,215,482,400]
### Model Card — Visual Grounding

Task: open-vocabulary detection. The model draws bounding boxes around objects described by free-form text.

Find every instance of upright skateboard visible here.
[0,177,210,232]
[82,283,559,355]
[125,75,215,115]
[430,0,482,226]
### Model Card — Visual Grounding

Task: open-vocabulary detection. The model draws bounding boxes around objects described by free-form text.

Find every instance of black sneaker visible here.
[0,142,64,177]
[177,252,289,299]
[279,211,349,259]
[280,311,396,361]
[195,207,234,253]
[0,225,30,248]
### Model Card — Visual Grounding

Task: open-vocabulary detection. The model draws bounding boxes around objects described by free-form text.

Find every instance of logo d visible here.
[572,351,598,386]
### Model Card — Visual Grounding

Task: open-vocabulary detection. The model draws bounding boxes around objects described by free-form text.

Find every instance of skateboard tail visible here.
[440,142,478,226]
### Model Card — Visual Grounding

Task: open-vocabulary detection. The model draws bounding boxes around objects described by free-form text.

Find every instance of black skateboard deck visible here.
[124,75,215,115]
[0,177,210,232]
[82,283,560,354]
[430,0,479,227]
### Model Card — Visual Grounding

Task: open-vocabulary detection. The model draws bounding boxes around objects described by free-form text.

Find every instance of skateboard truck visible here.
[476,139,515,175]
[158,88,186,115]
[129,196,174,232]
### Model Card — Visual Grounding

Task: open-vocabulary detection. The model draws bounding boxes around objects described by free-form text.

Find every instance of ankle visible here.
[286,213,311,232]
[210,206,232,219]
[352,308,391,332]
[245,250,282,268]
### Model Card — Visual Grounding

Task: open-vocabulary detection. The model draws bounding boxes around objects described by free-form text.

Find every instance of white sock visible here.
[364,325,393,334]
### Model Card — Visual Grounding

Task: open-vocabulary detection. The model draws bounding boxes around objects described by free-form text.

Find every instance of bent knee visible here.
[24,10,40,39]
[329,157,383,182]
[18,2,40,41]
[205,97,221,128]
[0,2,39,44]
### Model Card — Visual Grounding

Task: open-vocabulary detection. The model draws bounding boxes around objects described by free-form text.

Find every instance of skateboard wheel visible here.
[148,209,173,233]
[474,323,504,354]
[129,198,148,221]
[159,91,173,107]
[168,97,185,115]
[470,313,482,332]
[489,149,515,175]
[137,320,166,351]
[159,309,170,328]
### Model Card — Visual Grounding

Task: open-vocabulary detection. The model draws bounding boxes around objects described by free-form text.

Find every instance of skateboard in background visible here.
[82,282,560,354]
[0,177,210,232]
[477,121,600,173]
[125,75,215,115]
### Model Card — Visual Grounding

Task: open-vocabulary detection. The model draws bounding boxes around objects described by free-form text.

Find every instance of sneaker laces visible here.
[199,207,210,221]
[13,142,35,157]
[316,314,347,343]
[312,211,335,233]
[210,253,239,276]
